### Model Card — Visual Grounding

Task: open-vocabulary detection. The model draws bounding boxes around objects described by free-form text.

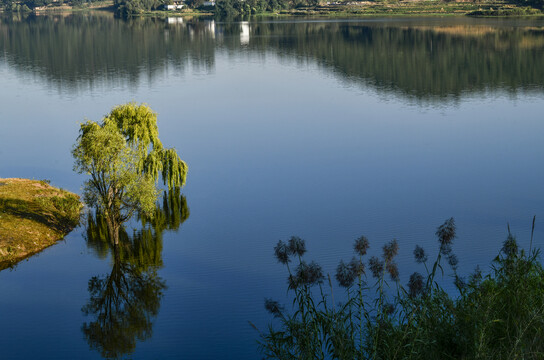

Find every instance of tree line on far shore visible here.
[1,0,100,12]
[2,0,541,16]
[0,0,320,15]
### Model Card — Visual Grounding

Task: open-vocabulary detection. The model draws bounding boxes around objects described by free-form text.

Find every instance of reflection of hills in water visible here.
[1,14,543,100]
[0,13,217,91]
[276,21,544,100]
[82,189,189,359]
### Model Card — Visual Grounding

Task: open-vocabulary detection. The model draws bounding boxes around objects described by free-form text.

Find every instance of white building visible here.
[164,1,184,10]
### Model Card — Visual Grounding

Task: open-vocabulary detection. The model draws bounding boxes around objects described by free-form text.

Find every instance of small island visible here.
[0,178,82,270]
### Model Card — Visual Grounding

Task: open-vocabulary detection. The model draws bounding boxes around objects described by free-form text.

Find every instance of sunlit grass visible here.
[0,178,82,269]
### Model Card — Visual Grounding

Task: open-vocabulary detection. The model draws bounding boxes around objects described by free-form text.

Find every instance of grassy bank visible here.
[0,178,82,270]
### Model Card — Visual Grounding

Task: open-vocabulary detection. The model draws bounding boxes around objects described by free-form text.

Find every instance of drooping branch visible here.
[104,103,163,170]
[161,148,188,189]
[104,103,188,190]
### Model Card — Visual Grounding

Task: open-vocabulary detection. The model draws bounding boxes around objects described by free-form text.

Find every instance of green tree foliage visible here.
[0,0,164,14]
[185,0,203,8]
[215,0,288,17]
[1,0,103,11]
[212,0,540,15]
[512,0,543,9]
[113,0,168,17]
[73,103,187,245]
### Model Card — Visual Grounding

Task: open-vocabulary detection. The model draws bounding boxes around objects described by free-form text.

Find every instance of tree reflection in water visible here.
[2,15,544,101]
[81,188,189,359]
[81,253,166,359]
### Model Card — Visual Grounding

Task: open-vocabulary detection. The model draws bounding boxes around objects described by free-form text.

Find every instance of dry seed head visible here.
[436,218,456,246]
[274,240,291,264]
[288,236,307,257]
[354,236,370,256]
[408,272,424,298]
[448,253,459,270]
[287,274,300,290]
[369,256,384,279]
[440,243,453,256]
[306,261,325,285]
[264,298,284,318]
[382,239,399,263]
[291,261,324,288]
[349,257,365,277]
[336,260,356,288]
[413,245,427,263]
[386,262,399,282]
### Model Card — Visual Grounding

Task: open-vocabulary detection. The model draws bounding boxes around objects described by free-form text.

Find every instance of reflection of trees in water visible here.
[0,13,216,91]
[1,14,544,99]
[85,182,190,268]
[243,21,544,100]
[81,253,166,359]
[82,189,189,359]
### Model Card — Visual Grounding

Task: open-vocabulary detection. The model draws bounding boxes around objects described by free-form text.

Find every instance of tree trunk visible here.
[112,224,119,246]
[113,242,120,263]
[106,216,120,246]
[106,187,120,246]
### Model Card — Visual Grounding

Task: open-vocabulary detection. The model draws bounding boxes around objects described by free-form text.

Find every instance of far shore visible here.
[4,0,542,18]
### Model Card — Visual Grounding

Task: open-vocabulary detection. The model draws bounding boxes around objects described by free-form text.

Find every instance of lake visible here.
[0,13,543,359]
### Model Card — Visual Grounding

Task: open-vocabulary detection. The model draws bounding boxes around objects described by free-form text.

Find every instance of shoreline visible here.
[3,0,541,18]
[0,178,82,270]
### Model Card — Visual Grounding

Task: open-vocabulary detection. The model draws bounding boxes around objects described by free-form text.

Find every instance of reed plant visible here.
[257,218,544,359]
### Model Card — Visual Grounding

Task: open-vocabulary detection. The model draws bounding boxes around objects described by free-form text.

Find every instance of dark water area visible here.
[0,13,543,359]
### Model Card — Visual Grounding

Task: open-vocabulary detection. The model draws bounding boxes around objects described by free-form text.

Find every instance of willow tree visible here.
[73,103,188,246]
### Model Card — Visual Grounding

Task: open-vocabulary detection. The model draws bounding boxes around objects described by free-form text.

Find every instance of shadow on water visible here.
[81,188,189,359]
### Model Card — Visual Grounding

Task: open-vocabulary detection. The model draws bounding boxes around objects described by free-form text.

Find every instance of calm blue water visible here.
[0,14,543,359]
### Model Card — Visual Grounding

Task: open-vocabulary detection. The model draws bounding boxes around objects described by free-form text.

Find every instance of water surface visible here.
[0,13,543,359]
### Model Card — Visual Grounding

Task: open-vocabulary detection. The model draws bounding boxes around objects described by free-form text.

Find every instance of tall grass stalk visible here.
[258,218,544,359]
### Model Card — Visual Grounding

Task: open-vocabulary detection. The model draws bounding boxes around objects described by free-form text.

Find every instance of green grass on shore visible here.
[0,178,82,270]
